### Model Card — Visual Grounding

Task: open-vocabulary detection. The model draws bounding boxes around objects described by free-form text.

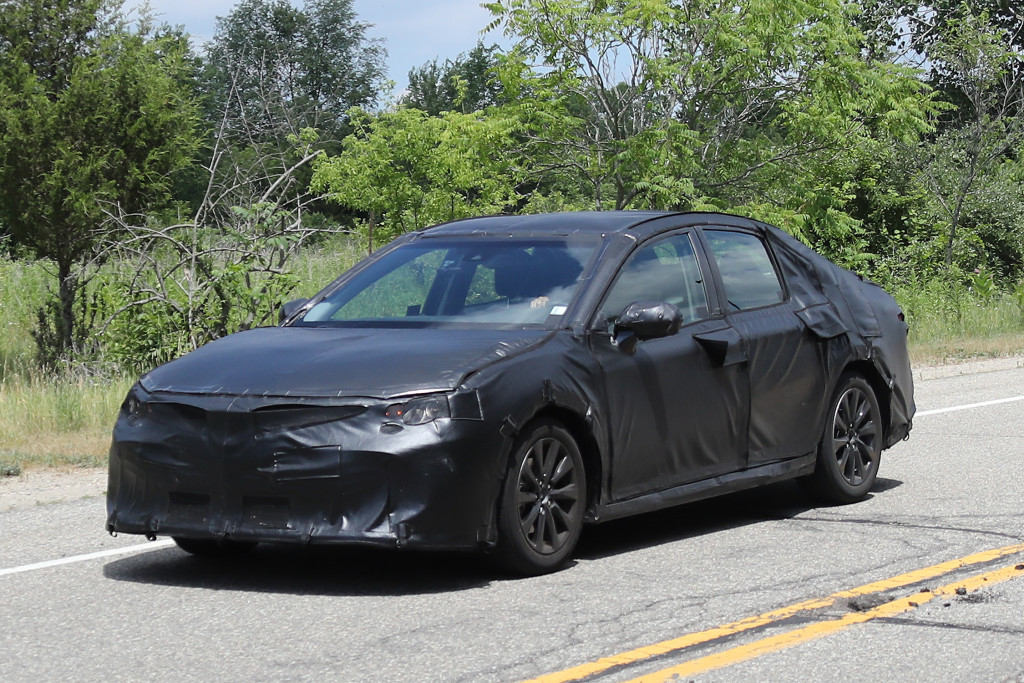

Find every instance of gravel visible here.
[0,467,107,511]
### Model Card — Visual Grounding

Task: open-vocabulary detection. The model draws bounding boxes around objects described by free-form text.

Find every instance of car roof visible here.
[418,211,760,239]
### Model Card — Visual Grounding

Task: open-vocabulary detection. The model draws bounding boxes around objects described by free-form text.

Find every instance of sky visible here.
[132,0,504,92]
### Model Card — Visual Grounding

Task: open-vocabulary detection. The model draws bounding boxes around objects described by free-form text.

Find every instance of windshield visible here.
[296,237,599,328]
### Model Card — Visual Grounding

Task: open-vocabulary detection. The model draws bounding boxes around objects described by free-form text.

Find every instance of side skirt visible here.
[586,454,817,524]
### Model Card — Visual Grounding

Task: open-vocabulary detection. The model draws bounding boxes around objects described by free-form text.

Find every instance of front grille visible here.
[250,404,367,432]
[149,402,207,427]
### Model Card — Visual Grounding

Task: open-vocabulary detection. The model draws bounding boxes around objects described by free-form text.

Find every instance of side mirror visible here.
[279,298,310,324]
[612,301,682,354]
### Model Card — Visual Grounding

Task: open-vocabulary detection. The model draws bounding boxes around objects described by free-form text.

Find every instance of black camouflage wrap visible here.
[107,212,914,550]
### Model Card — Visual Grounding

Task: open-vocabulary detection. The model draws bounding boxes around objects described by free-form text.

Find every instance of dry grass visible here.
[909,332,1024,366]
[0,375,132,472]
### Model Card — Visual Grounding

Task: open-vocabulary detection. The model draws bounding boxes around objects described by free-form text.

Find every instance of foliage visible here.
[96,130,336,372]
[1012,279,1024,320]
[0,257,49,379]
[967,266,998,301]
[4,0,1024,383]
[0,0,200,360]
[912,8,1024,269]
[484,0,938,264]
[96,226,303,372]
[900,1,1023,96]
[402,42,505,115]
[311,107,524,250]
[888,270,1024,360]
[200,0,386,144]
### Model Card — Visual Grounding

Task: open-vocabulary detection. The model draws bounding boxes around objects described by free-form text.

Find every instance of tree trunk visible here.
[57,258,77,355]
[944,214,957,267]
[367,211,376,254]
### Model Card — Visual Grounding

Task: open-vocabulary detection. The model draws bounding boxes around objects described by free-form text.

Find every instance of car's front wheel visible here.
[803,373,882,504]
[495,420,586,575]
[172,537,258,558]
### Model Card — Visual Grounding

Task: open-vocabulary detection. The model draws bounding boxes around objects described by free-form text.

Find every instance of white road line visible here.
[0,539,175,577]
[916,394,1024,417]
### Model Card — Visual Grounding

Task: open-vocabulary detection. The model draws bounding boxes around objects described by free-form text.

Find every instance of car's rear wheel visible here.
[495,420,586,575]
[172,537,258,558]
[803,373,882,504]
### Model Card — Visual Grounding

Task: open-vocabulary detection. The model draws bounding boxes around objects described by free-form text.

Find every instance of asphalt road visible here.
[2,363,1024,682]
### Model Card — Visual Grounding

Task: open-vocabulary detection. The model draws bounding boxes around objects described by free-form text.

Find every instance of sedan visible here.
[107,211,915,574]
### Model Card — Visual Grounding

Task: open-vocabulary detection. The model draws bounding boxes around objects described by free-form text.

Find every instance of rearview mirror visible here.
[612,301,682,353]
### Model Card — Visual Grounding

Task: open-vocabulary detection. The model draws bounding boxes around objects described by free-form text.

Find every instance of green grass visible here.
[893,279,1024,364]
[0,258,49,381]
[289,235,367,299]
[0,374,133,473]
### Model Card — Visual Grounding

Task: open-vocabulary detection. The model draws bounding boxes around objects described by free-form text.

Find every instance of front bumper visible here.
[106,391,502,550]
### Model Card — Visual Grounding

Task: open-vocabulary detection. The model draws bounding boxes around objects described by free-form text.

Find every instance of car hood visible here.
[140,326,549,399]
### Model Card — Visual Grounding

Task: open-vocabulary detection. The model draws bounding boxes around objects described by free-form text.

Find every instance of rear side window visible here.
[705,230,784,310]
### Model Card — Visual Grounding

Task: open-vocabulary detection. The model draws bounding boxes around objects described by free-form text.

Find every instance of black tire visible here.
[172,536,258,558]
[495,420,586,575]
[803,373,882,504]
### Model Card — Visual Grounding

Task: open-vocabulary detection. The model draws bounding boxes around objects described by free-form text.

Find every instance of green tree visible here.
[403,42,505,115]
[485,0,936,258]
[861,1,1022,125]
[914,9,1024,268]
[0,0,200,361]
[200,0,386,143]
[311,107,523,250]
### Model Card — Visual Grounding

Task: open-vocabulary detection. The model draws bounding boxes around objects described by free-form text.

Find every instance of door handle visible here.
[692,325,746,366]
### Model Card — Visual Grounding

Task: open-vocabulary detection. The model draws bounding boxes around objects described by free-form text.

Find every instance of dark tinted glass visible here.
[705,230,784,310]
[601,233,709,324]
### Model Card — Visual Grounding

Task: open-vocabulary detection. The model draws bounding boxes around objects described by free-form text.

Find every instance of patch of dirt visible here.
[914,355,1024,381]
[0,467,107,511]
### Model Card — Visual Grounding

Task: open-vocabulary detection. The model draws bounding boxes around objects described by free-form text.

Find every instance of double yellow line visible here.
[526,543,1024,683]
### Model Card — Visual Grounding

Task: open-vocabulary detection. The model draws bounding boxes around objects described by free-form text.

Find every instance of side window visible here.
[600,233,710,324]
[705,230,784,310]
[464,264,500,308]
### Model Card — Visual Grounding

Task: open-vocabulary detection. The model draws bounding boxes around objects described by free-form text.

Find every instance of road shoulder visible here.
[1,467,107,512]
[914,355,1024,381]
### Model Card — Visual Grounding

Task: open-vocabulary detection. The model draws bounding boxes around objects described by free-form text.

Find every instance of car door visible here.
[700,228,827,464]
[589,231,751,502]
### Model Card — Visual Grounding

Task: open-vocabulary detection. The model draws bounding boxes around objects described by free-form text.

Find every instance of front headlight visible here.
[385,395,451,425]
[120,384,151,423]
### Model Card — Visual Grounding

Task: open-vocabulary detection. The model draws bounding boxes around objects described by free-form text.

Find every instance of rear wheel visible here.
[803,373,882,504]
[495,420,586,575]
[172,537,258,558]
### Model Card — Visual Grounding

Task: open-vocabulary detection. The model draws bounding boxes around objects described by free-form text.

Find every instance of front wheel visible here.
[495,420,586,575]
[803,373,882,504]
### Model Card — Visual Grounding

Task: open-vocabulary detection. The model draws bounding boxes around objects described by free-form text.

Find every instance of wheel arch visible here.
[841,359,892,440]
[525,405,603,514]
